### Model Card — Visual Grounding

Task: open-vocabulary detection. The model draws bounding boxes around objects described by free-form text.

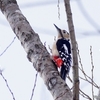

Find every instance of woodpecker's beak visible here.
[54,24,60,31]
[54,24,64,38]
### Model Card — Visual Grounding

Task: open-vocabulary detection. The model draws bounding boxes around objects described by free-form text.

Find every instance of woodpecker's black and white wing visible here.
[56,38,72,75]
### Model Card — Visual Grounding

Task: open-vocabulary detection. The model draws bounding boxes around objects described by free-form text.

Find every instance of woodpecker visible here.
[52,24,72,81]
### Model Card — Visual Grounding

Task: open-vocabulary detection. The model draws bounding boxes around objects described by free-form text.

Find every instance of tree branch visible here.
[64,0,79,100]
[0,0,72,100]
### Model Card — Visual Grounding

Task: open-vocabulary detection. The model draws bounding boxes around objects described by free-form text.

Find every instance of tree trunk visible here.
[0,0,72,100]
[64,0,79,100]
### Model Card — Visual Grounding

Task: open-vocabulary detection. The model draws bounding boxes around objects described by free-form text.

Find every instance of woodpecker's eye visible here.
[63,30,66,34]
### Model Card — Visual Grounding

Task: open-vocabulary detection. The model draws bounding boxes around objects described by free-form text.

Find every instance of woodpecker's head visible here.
[54,24,70,39]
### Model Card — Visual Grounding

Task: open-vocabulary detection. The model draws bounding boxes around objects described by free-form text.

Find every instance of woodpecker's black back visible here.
[56,39,71,54]
[56,38,72,80]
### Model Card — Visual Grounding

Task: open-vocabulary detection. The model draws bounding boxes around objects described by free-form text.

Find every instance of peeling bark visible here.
[0,0,72,100]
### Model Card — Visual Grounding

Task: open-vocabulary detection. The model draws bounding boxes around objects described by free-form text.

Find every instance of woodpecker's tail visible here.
[60,65,69,81]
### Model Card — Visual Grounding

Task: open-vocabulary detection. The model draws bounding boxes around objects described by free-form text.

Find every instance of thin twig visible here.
[0,72,16,100]
[67,75,73,83]
[77,43,87,80]
[57,0,60,19]
[79,76,99,89]
[0,37,16,56]
[67,75,92,100]
[77,43,99,100]
[48,45,52,54]
[77,43,99,89]
[79,89,92,100]
[90,46,94,100]
[79,64,99,88]
[48,36,56,54]
[54,36,56,41]
[30,71,38,100]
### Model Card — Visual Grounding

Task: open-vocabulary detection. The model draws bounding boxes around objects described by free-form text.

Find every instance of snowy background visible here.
[0,0,100,100]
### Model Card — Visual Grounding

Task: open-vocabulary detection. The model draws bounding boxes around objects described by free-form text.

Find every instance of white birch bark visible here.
[0,0,72,100]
